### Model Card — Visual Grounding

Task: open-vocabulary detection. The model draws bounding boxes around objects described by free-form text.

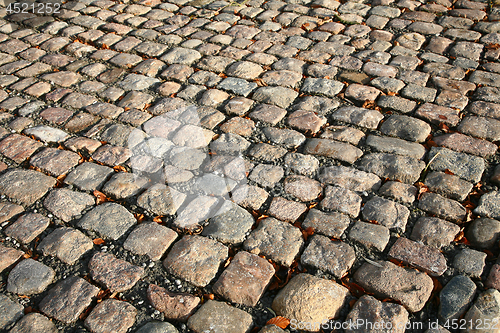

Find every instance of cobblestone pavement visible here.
[1,0,500,331]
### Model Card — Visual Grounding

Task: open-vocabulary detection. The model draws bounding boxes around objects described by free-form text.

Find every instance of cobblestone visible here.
[453,248,486,278]
[38,227,93,265]
[0,294,23,330]
[439,275,476,322]
[164,235,228,287]
[388,237,447,276]
[89,252,144,292]
[40,276,99,324]
[362,196,410,231]
[0,0,498,330]
[9,313,58,333]
[5,213,49,244]
[0,245,23,273]
[78,202,136,240]
[301,235,355,278]
[148,284,199,322]
[410,217,460,249]
[354,260,433,312]
[0,169,56,206]
[7,258,55,295]
[187,300,253,333]
[345,295,408,333]
[213,251,274,306]
[244,217,303,267]
[84,299,137,333]
[272,274,349,331]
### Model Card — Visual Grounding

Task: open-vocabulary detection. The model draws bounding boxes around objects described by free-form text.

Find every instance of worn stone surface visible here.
[124,222,178,261]
[89,252,144,292]
[84,299,137,333]
[30,148,80,177]
[354,261,434,312]
[0,245,24,273]
[213,251,274,306]
[362,196,410,231]
[349,220,389,252]
[64,162,114,191]
[321,185,362,218]
[453,248,486,278]
[272,274,349,332]
[475,191,500,220]
[0,294,23,330]
[43,188,94,222]
[0,134,43,163]
[301,235,355,278]
[358,153,425,184]
[439,275,477,322]
[419,192,467,222]
[411,217,460,249]
[302,209,351,239]
[244,217,303,267]
[0,169,56,206]
[9,313,58,333]
[40,276,100,324]
[187,300,253,333]
[5,213,49,244]
[163,235,228,287]
[0,0,499,329]
[319,165,381,192]
[463,289,500,332]
[7,258,55,295]
[78,202,136,240]
[427,147,485,184]
[0,202,24,224]
[345,295,409,333]
[38,227,93,265]
[148,284,199,322]
[389,237,447,276]
[203,201,254,245]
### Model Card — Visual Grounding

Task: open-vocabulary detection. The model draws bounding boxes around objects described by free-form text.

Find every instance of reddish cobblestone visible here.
[0,134,43,163]
[0,0,499,330]
[89,252,144,292]
[213,251,274,306]
[148,284,200,321]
